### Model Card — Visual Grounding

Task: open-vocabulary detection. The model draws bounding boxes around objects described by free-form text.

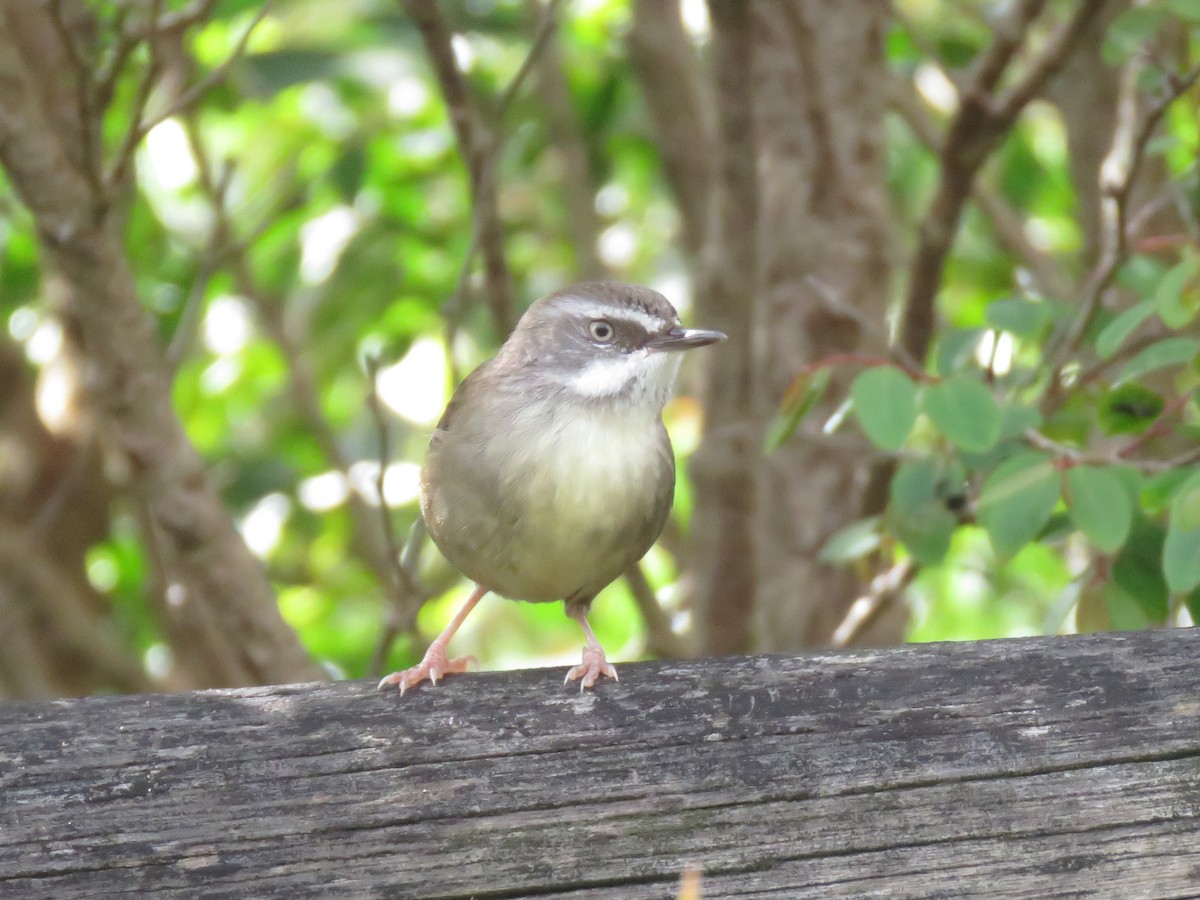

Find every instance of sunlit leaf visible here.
[1112,519,1169,622]
[1066,466,1133,553]
[921,376,1001,453]
[887,460,957,566]
[819,516,882,564]
[241,49,344,95]
[850,366,918,451]
[977,452,1060,559]
[763,368,831,453]
[1168,0,1200,23]
[985,298,1052,338]
[1103,6,1168,63]
[1164,521,1200,596]
[1117,337,1200,385]
[934,327,985,377]
[1170,468,1200,532]
[1153,255,1200,329]
[998,405,1042,440]
[1096,300,1154,360]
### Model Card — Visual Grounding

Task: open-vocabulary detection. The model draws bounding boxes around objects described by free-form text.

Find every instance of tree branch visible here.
[627,0,714,258]
[689,0,759,656]
[623,562,687,660]
[887,75,1074,302]
[0,6,325,687]
[898,1,1105,364]
[1044,61,1200,398]
[400,0,518,336]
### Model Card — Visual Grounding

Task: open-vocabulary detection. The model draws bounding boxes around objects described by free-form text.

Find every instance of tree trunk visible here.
[751,0,898,650]
[0,3,324,688]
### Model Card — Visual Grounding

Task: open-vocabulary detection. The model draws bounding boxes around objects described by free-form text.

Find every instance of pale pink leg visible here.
[377,584,488,695]
[564,606,618,691]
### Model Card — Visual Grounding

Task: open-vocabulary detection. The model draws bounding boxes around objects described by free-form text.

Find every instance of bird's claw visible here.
[378,645,476,695]
[564,646,618,691]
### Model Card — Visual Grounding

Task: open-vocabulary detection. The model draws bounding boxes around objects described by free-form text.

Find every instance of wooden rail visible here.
[3,630,1200,898]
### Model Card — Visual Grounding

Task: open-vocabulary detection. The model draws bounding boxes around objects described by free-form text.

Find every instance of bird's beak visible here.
[647,327,727,352]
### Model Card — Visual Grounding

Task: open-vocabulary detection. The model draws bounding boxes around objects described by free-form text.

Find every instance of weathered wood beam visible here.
[3,630,1200,897]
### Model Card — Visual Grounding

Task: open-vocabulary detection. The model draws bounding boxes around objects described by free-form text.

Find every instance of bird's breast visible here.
[514,406,668,524]
[423,400,674,602]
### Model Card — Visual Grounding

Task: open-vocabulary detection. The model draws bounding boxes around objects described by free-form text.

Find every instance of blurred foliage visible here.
[789,3,1200,643]
[2,0,1199,688]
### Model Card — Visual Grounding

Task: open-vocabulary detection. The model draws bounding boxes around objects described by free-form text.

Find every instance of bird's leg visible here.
[564,601,618,691]
[377,583,488,695]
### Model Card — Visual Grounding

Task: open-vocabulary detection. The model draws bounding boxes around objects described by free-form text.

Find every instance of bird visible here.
[377,281,724,693]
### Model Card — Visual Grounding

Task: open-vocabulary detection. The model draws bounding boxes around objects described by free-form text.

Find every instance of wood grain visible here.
[4,630,1200,898]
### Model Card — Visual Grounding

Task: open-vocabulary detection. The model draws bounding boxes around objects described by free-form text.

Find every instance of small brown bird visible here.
[378,281,724,693]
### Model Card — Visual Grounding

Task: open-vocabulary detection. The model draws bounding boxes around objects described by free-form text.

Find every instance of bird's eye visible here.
[588,319,615,343]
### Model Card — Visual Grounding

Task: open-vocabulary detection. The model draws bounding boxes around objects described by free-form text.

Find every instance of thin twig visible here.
[48,0,104,193]
[898,1,1103,363]
[887,75,1073,302]
[402,0,561,338]
[364,355,427,605]
[622,562,687,659]
[430,0,564,366]
[495,0,563,121]
[804,274,925,374]
[830,558,918,649]
[367,520,430,678]
[105,0,164,190]
[167,157,232,369]
[96,11,138,109]
[182,113,431,674]
[30,438,99,537]
[364,356,432,677]
[137,3,271,138]
[1043,62,1200,396]
[130,0,221,38]
[106,2,269,192]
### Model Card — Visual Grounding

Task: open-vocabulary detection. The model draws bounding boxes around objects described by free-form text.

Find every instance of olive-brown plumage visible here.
[379,281,724,693]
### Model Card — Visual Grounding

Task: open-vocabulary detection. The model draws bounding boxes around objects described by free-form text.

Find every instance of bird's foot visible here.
[564,645,618,691]
[377,644,476,695]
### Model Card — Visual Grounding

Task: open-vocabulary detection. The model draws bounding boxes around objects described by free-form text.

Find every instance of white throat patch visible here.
[566,349,681,407]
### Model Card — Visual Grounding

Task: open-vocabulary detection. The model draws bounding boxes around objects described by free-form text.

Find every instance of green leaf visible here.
[921,377,1002,453]
[1103,6,1167,64]
[1099,383,1164,435]
[1164,524,1200,595]
[1117,337,1200,385]
[1168,0,1200,23]
[1117,255,1170,296]
[1153,256,1200,329]
[242,49,344,95]
[764,368,831,453]
[1170,469,1200,532]
[1113,519,1170,622]
[1164,470,1200,594]
[819,516,882,563]
[985,298,1053,338]
[1096,301,1154,360]
[998,405,1043,440]
[1066,466,1133,553]
[934,328,985,377]
[850,367,919,451]
[887,460,958,566]
[977,452,1060,559]
[1142,467,1192,515]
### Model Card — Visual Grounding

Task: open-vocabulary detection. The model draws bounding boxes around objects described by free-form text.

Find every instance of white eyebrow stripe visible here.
[556,297,665,332]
